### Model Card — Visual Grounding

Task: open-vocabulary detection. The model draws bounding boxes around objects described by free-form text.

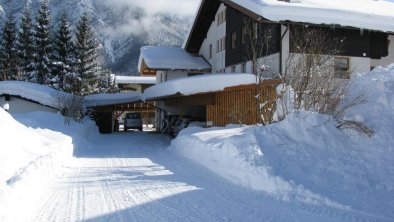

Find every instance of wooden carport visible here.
[146,79,281,128]
[90,101,155,134]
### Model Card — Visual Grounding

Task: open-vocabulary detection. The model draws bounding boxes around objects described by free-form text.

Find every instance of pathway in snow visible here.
[30,132,387,222]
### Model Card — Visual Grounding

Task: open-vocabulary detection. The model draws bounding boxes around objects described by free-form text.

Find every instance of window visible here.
[253,22,258,39]
[231,66,236,73]
[222,37,226,50]
[242,26,247,44]
[231,32,237,49]
[217,40,220,53]
[217,11,226,26]
[209,44,212,59]
[241,63,246,73]
[334,57,350,78]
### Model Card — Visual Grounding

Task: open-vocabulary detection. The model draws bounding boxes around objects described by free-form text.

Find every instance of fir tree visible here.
[33,0,53,85]
[53,12,74,91]
[17,9,35,81]
[0,12,19,81]
[74,13,100,96]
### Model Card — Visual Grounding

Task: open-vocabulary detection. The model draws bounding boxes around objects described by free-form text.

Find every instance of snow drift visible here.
[171,65,394,219]
[0,110,98,222]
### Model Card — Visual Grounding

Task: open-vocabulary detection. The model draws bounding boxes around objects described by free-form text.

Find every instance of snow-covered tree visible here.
[97,69,118,93]
[33,0,53,85]
[74,13,100,95]
[53,12,75,91]
[17,9,35,81]
[0,12,19,81]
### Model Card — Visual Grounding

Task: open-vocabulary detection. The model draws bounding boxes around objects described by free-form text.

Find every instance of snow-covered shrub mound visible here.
[171,65,394,219]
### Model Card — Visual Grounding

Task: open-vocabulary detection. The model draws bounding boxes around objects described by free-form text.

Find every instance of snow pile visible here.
[0,81,71,109]
[84,92,142,107]
[231,0,394,32]
[138,46,211,71]
[143,74,258,100]
[0,110,99,222]
[171,65,394,219]
[0,109,71,221]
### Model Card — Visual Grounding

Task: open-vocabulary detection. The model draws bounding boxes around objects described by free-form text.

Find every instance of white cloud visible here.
[96,0,200,40]
[98,0,200,17]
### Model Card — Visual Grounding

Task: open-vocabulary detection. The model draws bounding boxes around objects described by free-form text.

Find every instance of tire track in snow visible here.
[29,132,389,222]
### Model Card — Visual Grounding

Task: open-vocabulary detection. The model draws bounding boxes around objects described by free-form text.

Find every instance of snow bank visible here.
[0,109,71,221]
[0,81,71,109]
[171,65,394,219]
[231,0,394,32]
[143,74,258,100]
[0,110,99,222]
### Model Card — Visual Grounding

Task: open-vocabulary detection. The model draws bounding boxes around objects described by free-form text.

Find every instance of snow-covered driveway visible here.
[29,132,384,222]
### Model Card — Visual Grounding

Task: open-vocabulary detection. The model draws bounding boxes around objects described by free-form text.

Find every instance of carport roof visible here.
[142,74,258,101]
[84,92,142,107]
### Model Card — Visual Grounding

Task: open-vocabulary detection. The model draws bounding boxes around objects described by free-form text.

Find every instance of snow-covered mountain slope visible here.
[0,0,193,74]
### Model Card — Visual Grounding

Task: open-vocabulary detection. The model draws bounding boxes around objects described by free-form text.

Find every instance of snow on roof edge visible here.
[115,76,156,85]
[0,81,71,110]
[140,46,211,71]
[143,74,258,101]
[230,0,394,33]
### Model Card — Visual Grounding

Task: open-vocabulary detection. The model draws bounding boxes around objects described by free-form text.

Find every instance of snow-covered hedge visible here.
[170,65,394,218]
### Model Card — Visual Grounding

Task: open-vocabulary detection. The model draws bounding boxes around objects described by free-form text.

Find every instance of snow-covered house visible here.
[0,81,67,114]
[183,0,394,76]
[138,46,211,83]
[139,0,394,128]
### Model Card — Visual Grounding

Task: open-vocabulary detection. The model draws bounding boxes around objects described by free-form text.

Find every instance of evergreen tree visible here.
[74,13,100,95]
[0,12,19,81]
[33,0,53,85]
[53,12,74,91]
[17,9,35,81]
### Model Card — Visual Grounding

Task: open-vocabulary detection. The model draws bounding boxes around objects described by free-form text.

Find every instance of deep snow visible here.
[1,64,393,221]
[0,109,385,221]
[171,65,394,219]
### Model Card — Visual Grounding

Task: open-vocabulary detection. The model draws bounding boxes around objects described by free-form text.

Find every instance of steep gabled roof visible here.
[184,0,394,53]
[183,0,221,54]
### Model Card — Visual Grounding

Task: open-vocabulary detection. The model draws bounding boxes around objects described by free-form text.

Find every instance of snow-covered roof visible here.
[138,46,211,72]
[229,0,394,33]
[115,76,156,85]
[84,92,142,107]
[143,74,258,100]
[0,81,71,109]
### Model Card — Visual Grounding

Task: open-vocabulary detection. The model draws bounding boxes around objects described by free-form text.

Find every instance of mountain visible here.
[0,0,194,75]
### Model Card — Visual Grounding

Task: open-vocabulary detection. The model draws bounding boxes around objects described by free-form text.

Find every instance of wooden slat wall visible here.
[207,80,280,126]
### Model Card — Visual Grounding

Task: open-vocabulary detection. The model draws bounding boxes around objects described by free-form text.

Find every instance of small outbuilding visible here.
[0,81,68,114]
